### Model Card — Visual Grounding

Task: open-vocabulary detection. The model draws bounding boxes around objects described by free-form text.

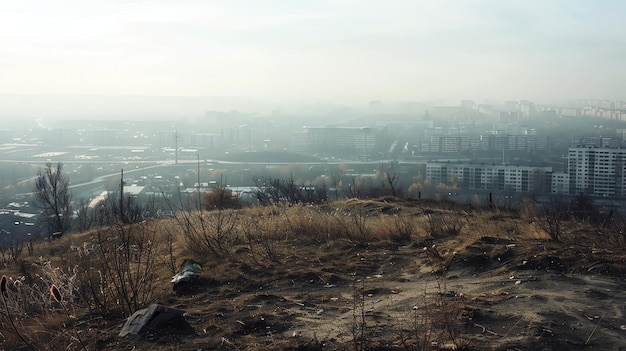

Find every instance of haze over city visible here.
[2,0,626,120]
[2,0,626,221]
[5,3,626,350]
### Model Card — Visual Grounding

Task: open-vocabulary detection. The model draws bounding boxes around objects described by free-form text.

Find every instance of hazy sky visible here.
[2,0,626,104]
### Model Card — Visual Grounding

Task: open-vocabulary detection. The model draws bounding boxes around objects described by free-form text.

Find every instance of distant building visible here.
[292,126,379,159]
[617,129,626,143]
[551,172,570,194]
[427,135,471,153]
[426,163,552,193]
[568,146,626,197]
[571,136,619,148]
[419,133,549,154]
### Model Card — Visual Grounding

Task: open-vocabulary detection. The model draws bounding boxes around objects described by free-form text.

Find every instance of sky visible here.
[1,0,626,105]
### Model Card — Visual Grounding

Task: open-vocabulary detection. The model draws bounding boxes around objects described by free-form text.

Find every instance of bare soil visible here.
[7,200,626,350]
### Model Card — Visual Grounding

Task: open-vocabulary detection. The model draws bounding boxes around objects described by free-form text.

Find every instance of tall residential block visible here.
[567,147,626,197]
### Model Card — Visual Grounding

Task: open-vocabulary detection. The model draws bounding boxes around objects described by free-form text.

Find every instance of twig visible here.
[472,323,502,337]
[585,312,606,345]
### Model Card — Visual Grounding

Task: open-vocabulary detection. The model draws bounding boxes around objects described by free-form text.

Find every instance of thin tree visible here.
[35,162,72,237]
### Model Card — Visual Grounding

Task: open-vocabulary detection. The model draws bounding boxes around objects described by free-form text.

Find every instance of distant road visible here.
[15,163,168,198]
[69,164,165,189]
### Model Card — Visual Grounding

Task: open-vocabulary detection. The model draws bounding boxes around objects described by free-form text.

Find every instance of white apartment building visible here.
[568,147,626,197]
[425,163,552,193]
[551,172,570,194]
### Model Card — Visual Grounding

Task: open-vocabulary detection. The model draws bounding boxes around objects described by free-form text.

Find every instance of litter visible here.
[119,304,185,336]
[171,259,203,294]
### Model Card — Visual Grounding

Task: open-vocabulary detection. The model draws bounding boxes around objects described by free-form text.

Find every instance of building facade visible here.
[292,126,378,159]
[568,147,626,197]
[425,163,552,193]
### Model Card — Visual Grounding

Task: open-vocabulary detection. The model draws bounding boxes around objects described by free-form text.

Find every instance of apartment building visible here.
[292,126,378,158]
[568,147,626,197]
[420,133,547,153]
[425,163,552,193]
[551,172,570,194]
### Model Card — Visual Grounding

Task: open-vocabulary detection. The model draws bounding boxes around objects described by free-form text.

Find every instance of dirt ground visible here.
[108,227,626,350]
[8,199,624,351]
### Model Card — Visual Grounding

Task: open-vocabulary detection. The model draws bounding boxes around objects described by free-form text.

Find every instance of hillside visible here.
[1,198,626,350]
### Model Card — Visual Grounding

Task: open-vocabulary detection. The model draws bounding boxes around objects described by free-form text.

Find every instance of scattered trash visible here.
[119,304,185,336]
[515,280,522,285]
[171,259,203,295]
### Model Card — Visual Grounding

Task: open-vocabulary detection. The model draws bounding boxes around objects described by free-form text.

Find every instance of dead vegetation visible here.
[1,196,626,350]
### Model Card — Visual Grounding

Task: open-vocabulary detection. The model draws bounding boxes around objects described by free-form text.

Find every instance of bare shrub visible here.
[241,215,287,264]
[70,221,162,318]
[204,185,241,210]
[604,217,626,248]
[0,240,25,265]
[394,277,470,351]
[158,220,180,275]
[333,207,373,246]
[93,192,145,227]
[570,193,600,224]
[167,184,241,258]
[350,279,369,351]
[254,176,327,205]
[178,208,240,258]
[538,195,570,242]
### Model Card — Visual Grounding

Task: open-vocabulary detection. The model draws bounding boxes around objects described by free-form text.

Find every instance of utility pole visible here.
[174,128,179,165]
[197,153,201,211]
[120,169,125,223]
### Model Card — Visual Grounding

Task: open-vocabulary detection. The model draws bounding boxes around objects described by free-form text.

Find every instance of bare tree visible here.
[384,170,401,197]
[97,192,144,226]
[35,162,72,237]
[342,174,364,199]
[253,176,326,205]
[74,198,95,233]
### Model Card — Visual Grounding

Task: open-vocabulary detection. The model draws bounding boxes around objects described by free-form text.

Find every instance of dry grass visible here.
[2,197,626,350]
